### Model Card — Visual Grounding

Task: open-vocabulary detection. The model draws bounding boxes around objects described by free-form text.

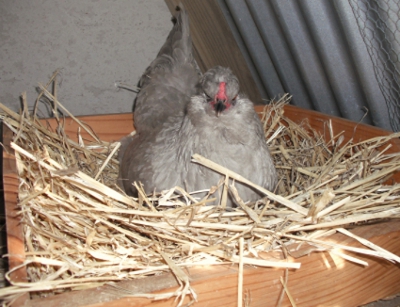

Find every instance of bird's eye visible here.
[232,95,238,104]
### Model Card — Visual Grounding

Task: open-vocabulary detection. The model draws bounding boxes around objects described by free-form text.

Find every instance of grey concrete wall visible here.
[0,0,171,116]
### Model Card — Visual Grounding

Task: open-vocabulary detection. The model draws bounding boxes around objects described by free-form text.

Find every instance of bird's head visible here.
[200,66,239,116]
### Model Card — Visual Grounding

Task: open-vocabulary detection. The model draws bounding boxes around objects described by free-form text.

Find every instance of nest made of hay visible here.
[1,71,400,305]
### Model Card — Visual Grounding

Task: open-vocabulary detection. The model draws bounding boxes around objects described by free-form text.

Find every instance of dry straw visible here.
[1,71,400,306]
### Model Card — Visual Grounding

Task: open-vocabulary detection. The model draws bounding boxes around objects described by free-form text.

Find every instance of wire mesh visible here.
[349,0,400,131]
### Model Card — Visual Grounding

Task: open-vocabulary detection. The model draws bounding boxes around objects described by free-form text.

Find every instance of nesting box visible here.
[3,105,400,307]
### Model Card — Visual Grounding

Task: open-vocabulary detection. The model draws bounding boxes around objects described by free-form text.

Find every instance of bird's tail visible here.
[157,6,192,63]
[133,5,200,128]
[138,7,196,87]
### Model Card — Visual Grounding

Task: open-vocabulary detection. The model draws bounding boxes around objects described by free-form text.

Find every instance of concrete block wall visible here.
[0,0,172,116]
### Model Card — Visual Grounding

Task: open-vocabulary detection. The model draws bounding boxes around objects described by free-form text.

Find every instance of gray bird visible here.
[118,8,277,207]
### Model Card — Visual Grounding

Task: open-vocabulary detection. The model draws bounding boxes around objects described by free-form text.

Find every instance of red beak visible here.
[214,82,228,116]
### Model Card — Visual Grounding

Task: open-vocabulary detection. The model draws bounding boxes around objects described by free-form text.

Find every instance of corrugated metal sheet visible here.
[218,0,395,131]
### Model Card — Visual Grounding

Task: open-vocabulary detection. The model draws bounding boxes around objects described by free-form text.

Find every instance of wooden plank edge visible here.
[2,123,30,306]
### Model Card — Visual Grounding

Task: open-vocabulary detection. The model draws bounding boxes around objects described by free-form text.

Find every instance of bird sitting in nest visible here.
[118,7,277,207]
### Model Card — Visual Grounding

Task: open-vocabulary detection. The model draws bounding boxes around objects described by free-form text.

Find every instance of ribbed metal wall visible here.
[217,0,394,131]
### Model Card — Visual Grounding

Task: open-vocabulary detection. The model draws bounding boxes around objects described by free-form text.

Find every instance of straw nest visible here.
[1,71,400,306]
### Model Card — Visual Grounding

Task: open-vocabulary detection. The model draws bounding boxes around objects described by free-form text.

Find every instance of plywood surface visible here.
[3,105,400,307]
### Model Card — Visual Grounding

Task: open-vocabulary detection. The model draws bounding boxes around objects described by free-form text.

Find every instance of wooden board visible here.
[164,0,263,104]
[3,124,30,306]
[3,105,400,307]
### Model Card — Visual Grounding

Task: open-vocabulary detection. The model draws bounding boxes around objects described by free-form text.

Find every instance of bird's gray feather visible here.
[119,9,277,207]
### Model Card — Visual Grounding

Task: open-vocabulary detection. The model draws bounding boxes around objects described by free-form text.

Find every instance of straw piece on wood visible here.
[329,249,369,266]
[280,276,297,307]
[336,228,400,263]
[238,237,244,307]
